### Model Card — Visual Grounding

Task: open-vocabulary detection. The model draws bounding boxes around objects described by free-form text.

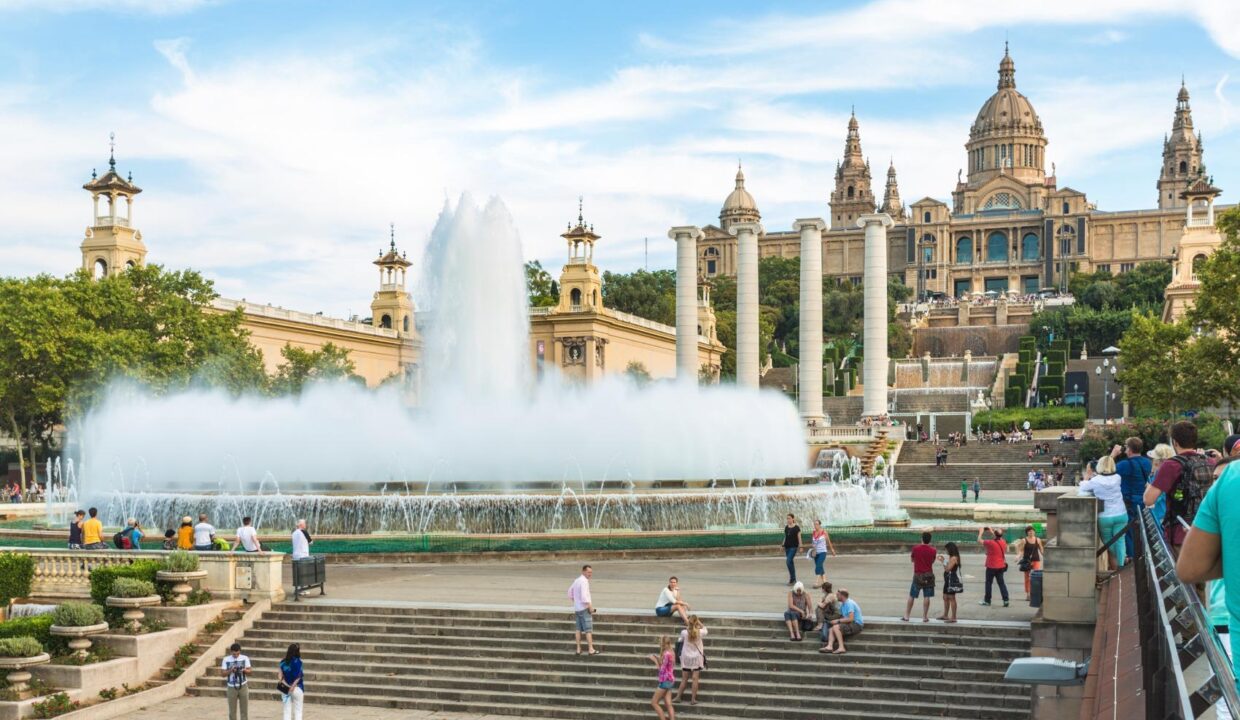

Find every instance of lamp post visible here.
[1095,347,1120,421]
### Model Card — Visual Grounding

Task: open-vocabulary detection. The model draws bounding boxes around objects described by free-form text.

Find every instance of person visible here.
[655,577,690,624]
[972,479,981,503]
[233,516,261,553]
[674,615,706,705]
[277,642,304,720]
[647,636,676,720]
[291,519,312,560]
[568,564,599,655]
[809,519,836,588]
[1076,455,1125,568]
[938,542,962,622]
[161,529,177,550]
[819,587,862,654]
[1112,438,1153,561]
[1013,526,1044,599]
[192,513,216,551]
[81,507,106,550]
[1145,420,1215,553]
[1027,468,1038,490]
[1146,443,1174,532]
[221,642,251,720]
[176,516,194,550]
[977,526,1009,607]
[903,531,936,623]
[67,510,84,549]
[783,581,812,641]
[781,514,801,585]
[960,480,968,504]
[1226,434,1240,459]
[816,581,841,635]
[122,518,143,550]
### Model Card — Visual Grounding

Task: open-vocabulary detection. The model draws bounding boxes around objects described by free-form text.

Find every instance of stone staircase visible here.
[895,441,1078,491]
[191,604,1032,719]
[822,396,864,425]
[861,428,891,475]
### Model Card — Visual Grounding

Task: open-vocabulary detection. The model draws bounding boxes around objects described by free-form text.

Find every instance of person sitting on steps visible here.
[655,576,691,624]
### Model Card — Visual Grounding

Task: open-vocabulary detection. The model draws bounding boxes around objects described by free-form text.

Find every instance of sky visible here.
[0,0,1237,319]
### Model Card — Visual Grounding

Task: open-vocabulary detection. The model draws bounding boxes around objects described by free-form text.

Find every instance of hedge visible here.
[0,615,53,650]
[1075,413,1229,464]
[974,406,1086,430]
[88,560,165,606]
[1004,387,1024,407]
[0,553,34,605]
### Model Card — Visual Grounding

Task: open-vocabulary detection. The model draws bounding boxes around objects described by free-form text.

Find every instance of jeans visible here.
[1100,513,1129,566]
[1123,495,1143,560]
[784,547,797,582]
[226,684,248,720]
[984,568,1009,603]
[282,686,303,720]
[814,552,825,576]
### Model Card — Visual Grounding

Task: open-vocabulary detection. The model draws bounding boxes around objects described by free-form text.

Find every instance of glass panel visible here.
[984,277,1009,293]
[1022,233,1040,261]
[955,237,972,263]
[987,232,1008,262]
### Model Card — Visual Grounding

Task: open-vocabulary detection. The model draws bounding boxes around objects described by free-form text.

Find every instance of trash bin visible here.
[292,556,326,600]
[1029,569,1043,608]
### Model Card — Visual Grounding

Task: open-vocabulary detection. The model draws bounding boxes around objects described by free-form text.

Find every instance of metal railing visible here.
[1134,506,1240,718]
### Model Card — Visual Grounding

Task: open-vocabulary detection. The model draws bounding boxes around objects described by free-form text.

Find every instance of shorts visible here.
[655,604,674,617]
[574,609,593,633]
[84,542,109,550]
[193,544,214,551]
[839,621,861,638]
[783,610,807,622]
[909,581,935,598]
[657,681,675,690]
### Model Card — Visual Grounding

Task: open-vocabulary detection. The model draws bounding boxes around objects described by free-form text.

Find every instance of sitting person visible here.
[816,581,841,635]
[819,587,863,655]
[655,576,691,624]
[161,529,178,550]
[783,581,813,641]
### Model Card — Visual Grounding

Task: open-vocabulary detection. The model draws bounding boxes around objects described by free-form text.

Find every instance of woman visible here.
[1147,444,1173,531]
[938,542,962,623]
[783,581,812,641]
[816,581,841,642]
[809,519,837,588]
[673,616,706,706]
[161,529,177,550]
[277,642,304,720]
[1014,526,1044,600]
[176,516,194,550]
[647,636,676,720]
[1079,455,1127,569]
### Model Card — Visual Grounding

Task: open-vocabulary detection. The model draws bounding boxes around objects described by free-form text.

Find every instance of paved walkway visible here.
[120,695,499,719]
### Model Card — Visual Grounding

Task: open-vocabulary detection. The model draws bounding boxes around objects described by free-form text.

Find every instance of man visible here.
[819,587,862,654]
[192,513,216,552]
[232,516,261,553]
[1225,434,1240,459]
[972,479,981,503]
[960,480,968,504]
[1145,421,1214,553]
[781,514,802,585]
[903,532,936,623]
[220,642,251,720]
[67,510,85,549]
[977,526,1009,607]
[1111,437,1152,561]
[291,519,311,560]
[568,565,598,655]
[1027,468,1038,490]
[81,507,106,550]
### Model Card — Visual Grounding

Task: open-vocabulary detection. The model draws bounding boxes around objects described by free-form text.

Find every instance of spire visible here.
[735,161,745,188]
[389,222,396,252]
[108,132,116,172]
[881,159,905,221]
[998,44,1016,90]
[843,110,864,165]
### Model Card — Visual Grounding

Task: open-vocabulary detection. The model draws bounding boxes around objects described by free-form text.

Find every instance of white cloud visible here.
[0,0,212,13]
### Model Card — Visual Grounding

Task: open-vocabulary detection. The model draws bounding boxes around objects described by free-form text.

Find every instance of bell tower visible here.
[81,134,145,278]
[1157,80,1206,210]
[554,198,603,314]
[370,224,416,336]
[829,111,877,230]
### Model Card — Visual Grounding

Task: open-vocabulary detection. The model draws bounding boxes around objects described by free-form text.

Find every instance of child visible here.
[647,635,676,720]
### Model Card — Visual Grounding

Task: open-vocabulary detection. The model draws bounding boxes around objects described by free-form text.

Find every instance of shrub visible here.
[31,692,79,718]
[89,560,164,606]
[161,550,200,573]
[0,636,43,657]
[186,589,213,606]
[1076,412,1229,464]
[50,602,105,628]
[0,554,34,605]
[108,578,156,599]
[0,615,53,648]
[98,687,119,701]
[974,407,1086,431]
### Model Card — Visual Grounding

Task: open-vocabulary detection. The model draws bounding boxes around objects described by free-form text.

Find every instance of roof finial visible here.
[1004,38,1009,57]
[108,131,116,172]
[389,222,396,251]
[577,195,584,227]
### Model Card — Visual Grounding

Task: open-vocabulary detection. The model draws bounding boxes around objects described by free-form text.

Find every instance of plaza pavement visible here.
[120,695,492,719]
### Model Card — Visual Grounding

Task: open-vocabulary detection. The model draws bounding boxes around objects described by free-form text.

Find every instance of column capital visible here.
[668,225,704,242]
[857,213,895,229]
[792,218,827,233]
[728,221,764,237]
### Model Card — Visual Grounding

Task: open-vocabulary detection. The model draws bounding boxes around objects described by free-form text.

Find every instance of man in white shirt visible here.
[232,516,261,553]
[567,565,598,655]
[291,519,311,560]
[220,642,251,720]
[193,513,216,551]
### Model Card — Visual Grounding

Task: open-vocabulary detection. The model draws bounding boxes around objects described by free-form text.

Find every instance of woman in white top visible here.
[655,577,690,624]
[1078,455,1127,569]
[674,615,707,705]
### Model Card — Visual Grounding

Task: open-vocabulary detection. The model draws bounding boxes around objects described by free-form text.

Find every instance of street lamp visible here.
[1096,354,1119,421]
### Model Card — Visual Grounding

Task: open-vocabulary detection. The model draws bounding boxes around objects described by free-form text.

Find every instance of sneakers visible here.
[978,600,991,606]
[1003,601,1010,607]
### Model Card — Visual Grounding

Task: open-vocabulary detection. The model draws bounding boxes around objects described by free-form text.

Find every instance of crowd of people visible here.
[3,480,46,503]
[65,511,316,561]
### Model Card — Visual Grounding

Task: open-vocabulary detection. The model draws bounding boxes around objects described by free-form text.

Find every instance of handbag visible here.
[1017,558,1032,572]
[944,570,964,594]
[913,571,935,589]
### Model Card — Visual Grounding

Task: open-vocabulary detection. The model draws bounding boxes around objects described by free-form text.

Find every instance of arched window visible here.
[981,192,1022,211]
[986,232,1008,262]
[1192,254,1207,277]
[570,288,582,306]
[402,316,410,332]
[704,246,719,275]
[922,233,935,244]
[1179,160,1188,174]
[125,260,136,270]
[955,237,973,264]
[847,185,855,199]
[1021,233,1039,261]
[1062,201,1070,215]
[923,211,931,223]
[93,258,107,279]
[380,314,392,329]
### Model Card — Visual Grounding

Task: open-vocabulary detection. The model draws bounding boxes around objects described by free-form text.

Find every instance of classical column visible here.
[669,226,703,382]
[794,218,827,424]
[730,221,764,388]
[858,213,895,417]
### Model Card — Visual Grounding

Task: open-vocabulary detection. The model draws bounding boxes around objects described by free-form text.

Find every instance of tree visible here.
[624,360,652,387]
[1115,261,1172,308]
[525,261,559,307]
[1116,313,1194,415]
[1186,206,1240,400]
[601,269,676,325]
[269,342,361,396]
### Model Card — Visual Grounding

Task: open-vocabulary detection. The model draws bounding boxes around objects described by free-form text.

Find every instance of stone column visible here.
[669,226,703,383]
[858,213,895,417]
[730,222,763,388]
[794,218,827,423]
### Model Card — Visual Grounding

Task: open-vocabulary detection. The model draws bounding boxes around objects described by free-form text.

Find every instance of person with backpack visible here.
[113,518,143,550]
[1145,421,1216,553]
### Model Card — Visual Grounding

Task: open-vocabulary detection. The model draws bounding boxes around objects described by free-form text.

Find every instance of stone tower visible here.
[964,45,1047,188]
[81,138,145,278]
[370,224,416,335]
[879,160,906,222]
[555,199,603,313]
[829,111,876,230]
[718,164,761,233]
[1157,80,1206,210]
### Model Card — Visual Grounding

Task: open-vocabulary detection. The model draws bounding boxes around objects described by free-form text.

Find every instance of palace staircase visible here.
[895,440,1080,491]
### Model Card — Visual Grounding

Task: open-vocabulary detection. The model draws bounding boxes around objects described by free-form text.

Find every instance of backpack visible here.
[113,529,132,549]
[1166,453,1213,528]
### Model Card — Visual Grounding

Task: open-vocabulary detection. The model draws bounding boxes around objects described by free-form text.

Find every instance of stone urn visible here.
[0,652,50,696]
[106,595,162,633]
[49,623,109,660]
[156,569,208,605]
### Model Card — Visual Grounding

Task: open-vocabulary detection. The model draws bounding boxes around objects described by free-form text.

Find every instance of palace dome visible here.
[970,48,1043,141]
[719,165,761,230]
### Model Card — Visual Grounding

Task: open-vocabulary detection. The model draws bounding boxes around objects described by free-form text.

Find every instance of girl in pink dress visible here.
[647,635,676,719]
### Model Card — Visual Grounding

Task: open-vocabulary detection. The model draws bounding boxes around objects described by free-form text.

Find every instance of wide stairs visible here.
[896,440,1080,491]
[191,603,1032,719]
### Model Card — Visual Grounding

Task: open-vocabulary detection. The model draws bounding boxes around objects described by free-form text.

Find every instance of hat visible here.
[1224,434,1240,456]
[181,516,192,524]
[1147,443,1175,462]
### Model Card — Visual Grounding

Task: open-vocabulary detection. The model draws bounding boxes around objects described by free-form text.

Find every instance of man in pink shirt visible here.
[568,565,599,655]
[1145,421,1217,551]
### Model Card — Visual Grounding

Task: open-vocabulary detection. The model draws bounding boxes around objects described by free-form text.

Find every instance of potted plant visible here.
[156,551,207,605]
[48,602,108,661]
[0,636,49,697]
[105,578,161,633]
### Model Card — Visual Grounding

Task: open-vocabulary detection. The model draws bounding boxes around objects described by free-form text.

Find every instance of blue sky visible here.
[0,0,1237,317]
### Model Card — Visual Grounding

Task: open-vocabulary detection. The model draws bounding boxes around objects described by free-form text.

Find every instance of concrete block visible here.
[1042,595,1097,624]
[1041,570,1069,600]
[33,656,141,694]
[96,628,188,678]
[146,600,235,631]
[1034,487,1075,511]
[1068,569,1098,598]
[1046,546,1099,573]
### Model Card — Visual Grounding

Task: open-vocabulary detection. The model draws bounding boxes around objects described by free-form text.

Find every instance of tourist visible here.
[783,581,812,641]
[1026,468,1038,490]
[1145,420,1214,553]
[291,519,312,560]
[816,581,841,635]
[673,615,706,705]
[655,577,690,624]
[233,516,262,553]
[1014,526,1044,599]
[977,526,1009,607]
[960,480,968,504]
[1146,444,1174,532]
[67,509,84,549]
[781,514,802,585]
[972,479,981,503]
[647,636,676,720]
[938,542,963,622]
[1112,438,1152,562]
[81,507,106,550]
[277,642,304,720]
[176,516,194,550]
[568,564,599,655]
[809,519,836,588]
[1226,434,1240,459]
[221,642,251,720]
[121,518,143,550]
[161,529,177,550]
[819,587,862,654]
[192,513,216,551]
[903,531,936,623]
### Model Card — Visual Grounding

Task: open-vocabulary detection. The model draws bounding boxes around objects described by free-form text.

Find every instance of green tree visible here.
[1115,261,1172,308]
[269,342,360,396]
[525,261,559,308]
[1116,313,1194,415]
[601,269,676,325]
[624,360,652,387]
